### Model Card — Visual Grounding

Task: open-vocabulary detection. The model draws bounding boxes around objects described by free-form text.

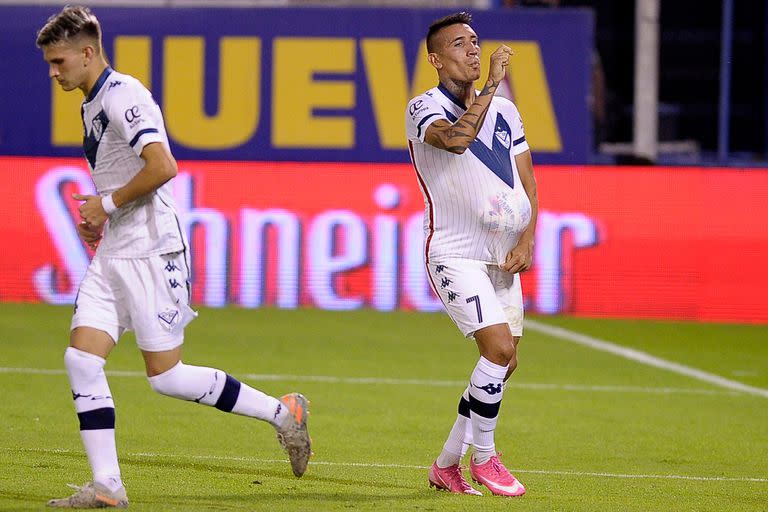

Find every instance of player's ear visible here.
[82,44,95,65]
[428,52,443,70]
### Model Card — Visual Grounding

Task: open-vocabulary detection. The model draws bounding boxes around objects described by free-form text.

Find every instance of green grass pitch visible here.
[1,303,766,511]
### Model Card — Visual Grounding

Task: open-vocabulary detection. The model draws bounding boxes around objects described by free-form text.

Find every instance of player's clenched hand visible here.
[77,221,103,250]
[488,45,513,84]
[501,239,533,273]
[73,193,108,228]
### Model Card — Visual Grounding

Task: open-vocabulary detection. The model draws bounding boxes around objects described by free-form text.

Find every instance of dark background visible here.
[558,0,766,160]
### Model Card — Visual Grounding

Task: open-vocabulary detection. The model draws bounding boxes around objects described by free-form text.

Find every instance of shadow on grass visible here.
[44,450,420,491]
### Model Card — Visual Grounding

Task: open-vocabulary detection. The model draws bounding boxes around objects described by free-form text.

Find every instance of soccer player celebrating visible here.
[37,6,311,508]
[405,12,537,497]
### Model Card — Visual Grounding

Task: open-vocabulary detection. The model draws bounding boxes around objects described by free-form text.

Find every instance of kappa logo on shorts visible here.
[158,308,180,331]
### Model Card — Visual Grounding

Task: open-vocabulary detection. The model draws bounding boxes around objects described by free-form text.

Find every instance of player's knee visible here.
[500,341,518,373]
[148,362,190,399]
[64,346,105,380]
[507,349,518,373]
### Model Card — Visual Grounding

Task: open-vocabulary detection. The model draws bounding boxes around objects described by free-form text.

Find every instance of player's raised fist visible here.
[488,45,513,84]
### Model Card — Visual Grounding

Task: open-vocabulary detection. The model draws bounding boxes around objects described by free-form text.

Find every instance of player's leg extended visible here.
[141,349,312,477]
[48,327,128,508]
[134,253,310,477]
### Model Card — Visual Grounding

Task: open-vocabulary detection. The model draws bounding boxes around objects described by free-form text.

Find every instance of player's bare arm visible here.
[501,150,538,273]
[73,142,177,226]
[425,45,512,154]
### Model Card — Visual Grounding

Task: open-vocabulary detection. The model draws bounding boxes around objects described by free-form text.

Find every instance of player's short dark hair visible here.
[426,12,473,53]
[36,5,101,48]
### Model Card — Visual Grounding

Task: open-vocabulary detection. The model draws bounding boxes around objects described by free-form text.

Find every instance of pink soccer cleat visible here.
[428,461,483,495]
[469,454,526,497]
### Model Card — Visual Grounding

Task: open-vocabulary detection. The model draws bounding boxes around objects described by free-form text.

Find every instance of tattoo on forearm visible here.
[479,78,499,97]
[435,78,499,150]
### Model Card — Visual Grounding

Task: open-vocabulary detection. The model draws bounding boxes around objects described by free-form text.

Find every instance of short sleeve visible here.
[405,94,447,143]
[506,101,530,156]
[103,79,164,156]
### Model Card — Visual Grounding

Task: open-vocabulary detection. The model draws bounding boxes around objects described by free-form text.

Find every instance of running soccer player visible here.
[37,6,310,508]
[405,12,538,497]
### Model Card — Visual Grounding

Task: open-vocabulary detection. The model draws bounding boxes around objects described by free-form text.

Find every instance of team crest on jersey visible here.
[158,308,180,331]
[495,126,511,149]
[91,114,106,140]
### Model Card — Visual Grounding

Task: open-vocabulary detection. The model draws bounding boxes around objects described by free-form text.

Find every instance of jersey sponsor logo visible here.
[124,105,145,129]
[409,99,428,120]
[124,106,141,123]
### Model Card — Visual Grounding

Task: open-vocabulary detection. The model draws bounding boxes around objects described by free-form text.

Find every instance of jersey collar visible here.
[437,83,468,110]
[85,67,114,103]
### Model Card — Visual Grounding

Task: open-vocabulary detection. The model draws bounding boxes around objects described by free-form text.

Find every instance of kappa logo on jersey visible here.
[495,125,511,149]
[157,308,180,331]
[107,80,123,91]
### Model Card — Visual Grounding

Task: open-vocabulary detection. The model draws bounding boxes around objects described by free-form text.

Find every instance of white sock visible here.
[64,347,123,490]
[468,356,507,464]
[148,362,285,427]
[436,387,472,468]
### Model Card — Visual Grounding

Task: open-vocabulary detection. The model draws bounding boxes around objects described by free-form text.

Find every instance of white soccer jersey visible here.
[81,67,184,258]
[406,85,532,266]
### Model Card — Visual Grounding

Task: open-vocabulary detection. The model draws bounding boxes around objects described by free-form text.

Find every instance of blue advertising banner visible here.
[1,6,593,163]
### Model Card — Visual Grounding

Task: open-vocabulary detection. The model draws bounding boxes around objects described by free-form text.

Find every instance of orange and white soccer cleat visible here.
[276,392,312,477]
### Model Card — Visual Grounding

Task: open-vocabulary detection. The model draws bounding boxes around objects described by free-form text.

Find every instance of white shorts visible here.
[71,251,197,352]
[427,258,524,338]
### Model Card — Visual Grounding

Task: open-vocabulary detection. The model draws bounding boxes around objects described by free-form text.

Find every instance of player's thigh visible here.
[427,259,507,337]
[117,251,197,352]
[488,266,524,337]
[71,256,127,345]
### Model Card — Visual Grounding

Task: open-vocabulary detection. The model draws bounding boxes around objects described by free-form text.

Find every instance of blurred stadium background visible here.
[1,0,766,322]
[0,2,766,510]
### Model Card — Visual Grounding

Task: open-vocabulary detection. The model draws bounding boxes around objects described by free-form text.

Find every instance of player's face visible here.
[42,41,88,92]
[432,24,481,83]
